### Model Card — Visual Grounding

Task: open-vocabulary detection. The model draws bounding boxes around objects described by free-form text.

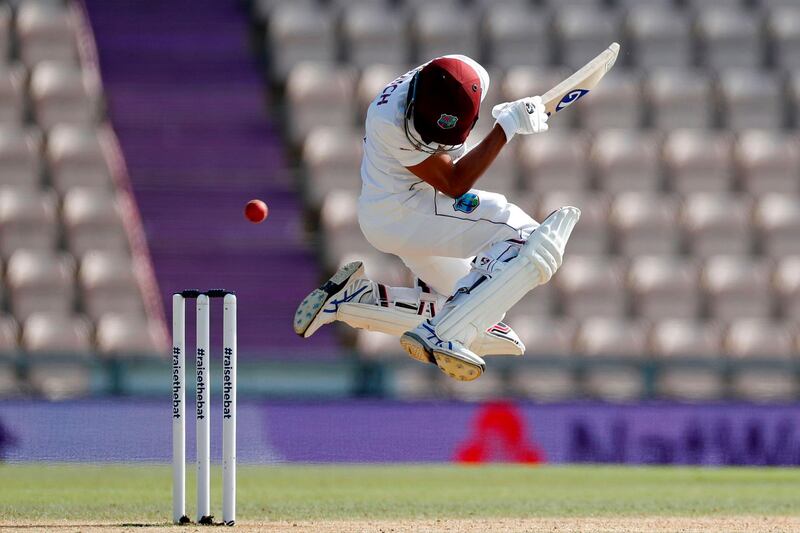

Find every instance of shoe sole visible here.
[399,331,435,364]
[432,350,484,382]
[293,261,363,337]
[400,332,484,382]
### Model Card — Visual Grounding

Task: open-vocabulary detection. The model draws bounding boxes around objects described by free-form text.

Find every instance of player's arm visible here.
[406,124,506,199]
[406,96,549,199]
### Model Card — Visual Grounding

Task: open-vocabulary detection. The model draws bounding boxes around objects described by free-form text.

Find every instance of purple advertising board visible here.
[1,399,799,465]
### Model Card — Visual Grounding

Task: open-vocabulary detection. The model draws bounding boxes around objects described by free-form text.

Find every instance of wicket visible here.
[172,289,237,526]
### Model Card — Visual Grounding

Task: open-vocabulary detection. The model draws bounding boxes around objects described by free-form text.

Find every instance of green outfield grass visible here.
[1,464,798,524]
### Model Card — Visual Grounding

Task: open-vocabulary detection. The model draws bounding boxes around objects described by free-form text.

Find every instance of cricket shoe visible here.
[400,320,486,382]
[293,261,372,338]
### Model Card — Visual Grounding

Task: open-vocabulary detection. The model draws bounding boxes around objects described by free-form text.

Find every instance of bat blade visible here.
[541,42,620,117]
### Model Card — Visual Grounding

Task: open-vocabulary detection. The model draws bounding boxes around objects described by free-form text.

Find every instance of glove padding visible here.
[492,95,549,143]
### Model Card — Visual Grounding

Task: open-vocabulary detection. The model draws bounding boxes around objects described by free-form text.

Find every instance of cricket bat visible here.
[541,42,620,116]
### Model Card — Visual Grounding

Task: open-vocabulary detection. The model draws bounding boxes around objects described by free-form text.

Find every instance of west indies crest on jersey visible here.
[453,193,480,213]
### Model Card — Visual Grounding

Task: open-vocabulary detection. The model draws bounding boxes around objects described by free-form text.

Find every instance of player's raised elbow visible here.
[440,182,471,199]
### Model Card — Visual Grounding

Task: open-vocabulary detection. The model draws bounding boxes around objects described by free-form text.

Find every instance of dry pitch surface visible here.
[2,465,799,532]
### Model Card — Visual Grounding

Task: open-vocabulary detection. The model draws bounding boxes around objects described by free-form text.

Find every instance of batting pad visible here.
[433,206,581,343]
[337,302,524,357]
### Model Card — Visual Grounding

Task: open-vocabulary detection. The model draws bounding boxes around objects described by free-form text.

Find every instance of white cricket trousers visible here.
[358,187,539,296]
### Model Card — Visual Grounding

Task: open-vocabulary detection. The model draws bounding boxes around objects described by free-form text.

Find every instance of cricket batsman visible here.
[294,55,580,382]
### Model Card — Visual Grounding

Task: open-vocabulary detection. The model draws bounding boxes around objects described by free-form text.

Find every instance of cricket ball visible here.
[244,199,268,223]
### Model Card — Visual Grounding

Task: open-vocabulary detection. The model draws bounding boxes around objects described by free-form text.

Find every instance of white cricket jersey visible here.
[359,55,490,208]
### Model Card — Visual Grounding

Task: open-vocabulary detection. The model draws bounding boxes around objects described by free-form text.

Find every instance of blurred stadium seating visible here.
[252,0,800,401]
[0,0,166,399]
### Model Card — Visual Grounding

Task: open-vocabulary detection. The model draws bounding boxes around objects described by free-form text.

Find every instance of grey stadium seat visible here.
[554,7,620,70]
[590,129,661,193]
[319,190,374,269]
[717,69,783,130]
[734,130,800,195]
[663,130,734,193]
[356,64,409,124]
[681,192,752,257]
[46,125,112,194]
[483,4,550,69]
[0,188,58,257]
[651,319,724,401]
[27,360,90,399]
[79,250,145,321]
[645,69,714,130]
[30,62,100,129]
[389,363,438,400]
[62,187,128,257]
[477,143,518,197]
[0,314,18,353]
[501,66,571,103]
[22,312,91,353]
[616,0,675,6]
[0,5,10,64]
[753,193,800,258]
[302,126,363,207]
[628,256,701,320]
[685,0,745,8]
[402,0,461,8]
[0,65,26,124]
[506,275,555,318]
[337,251,411,290]
[725,319,797,402]
[760,0,800,7]
[440,370,505,401]
[286,63,357,145]
[576,72,642,130]
[517,132,589,193]
[24,312,92,399]
[554,256,627,319]
[536,191,610,256]
[341,4,406,70]
[15,2,77,67]
[509,365,580,401]
[511,317,577,358]
[625,5,692,69]
[702,256,773,320]
[0,126,42,190]
[355,329,406,361]
[542,0,603,7]
[7,250,76,322]
[95,313,165,357]
[575,317,649,401]
[609,192,680,257]
[501,66,572,128]
[773,256,800,320]
[650,319,723,359]
[695,7,763,70]
[473,66,505,132]
[267,4,336,82]
[508,318,579,401]
[766,6,800,70]
[411,4,479,63]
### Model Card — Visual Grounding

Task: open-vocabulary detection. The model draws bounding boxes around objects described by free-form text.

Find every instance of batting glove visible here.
[492,96,549,143]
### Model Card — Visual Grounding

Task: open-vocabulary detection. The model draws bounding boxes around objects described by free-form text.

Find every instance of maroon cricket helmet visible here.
[411,57,482,147]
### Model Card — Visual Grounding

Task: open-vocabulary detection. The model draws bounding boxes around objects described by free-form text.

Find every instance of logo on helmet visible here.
[453,193,480,214]
[437,114,458,130]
